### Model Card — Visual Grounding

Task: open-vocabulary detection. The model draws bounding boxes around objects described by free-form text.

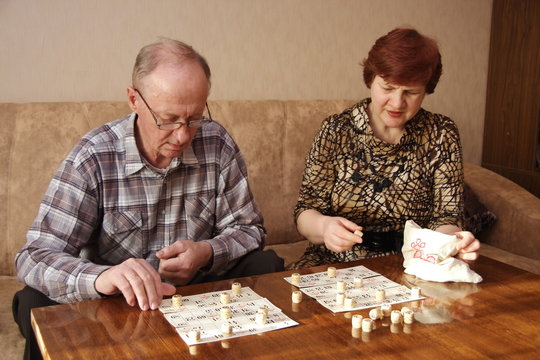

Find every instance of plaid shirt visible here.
[15,113,265,303]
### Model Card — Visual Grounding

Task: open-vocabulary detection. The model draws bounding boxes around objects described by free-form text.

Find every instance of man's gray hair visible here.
[132,37,211,90]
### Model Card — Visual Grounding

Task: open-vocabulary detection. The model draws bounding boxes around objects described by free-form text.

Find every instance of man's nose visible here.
[172,125,192,142]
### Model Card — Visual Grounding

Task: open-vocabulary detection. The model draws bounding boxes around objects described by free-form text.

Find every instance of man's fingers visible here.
[113,270,138,307]
[162,283,177,296]
[131,260,164,310]
[96,258,175,310]
[113,259,162,310]
[156,241,186,260]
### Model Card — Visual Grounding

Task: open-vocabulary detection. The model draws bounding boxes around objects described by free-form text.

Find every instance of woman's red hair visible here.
[362,28,442,94]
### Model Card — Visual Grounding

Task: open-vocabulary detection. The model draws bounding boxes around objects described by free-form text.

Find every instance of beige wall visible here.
[0,0,492,164]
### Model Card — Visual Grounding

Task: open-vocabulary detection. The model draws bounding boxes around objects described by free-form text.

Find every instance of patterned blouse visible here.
[290,98,464,268]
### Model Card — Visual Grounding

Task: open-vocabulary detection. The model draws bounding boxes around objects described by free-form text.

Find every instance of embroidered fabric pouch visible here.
[401,220,482,283]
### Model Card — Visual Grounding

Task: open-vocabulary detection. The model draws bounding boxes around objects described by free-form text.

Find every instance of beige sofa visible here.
[1,100,539,359]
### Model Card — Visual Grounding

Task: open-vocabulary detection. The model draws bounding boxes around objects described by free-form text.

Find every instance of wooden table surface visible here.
[31,254,540,359]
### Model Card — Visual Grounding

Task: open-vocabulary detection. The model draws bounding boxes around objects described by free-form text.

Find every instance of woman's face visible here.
[369,75,426,130]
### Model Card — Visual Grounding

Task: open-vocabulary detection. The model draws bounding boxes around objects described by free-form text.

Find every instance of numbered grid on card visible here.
[160,287,298,345]
[284,265,381,288]
[160,287,263,313]
[283,265,426,313]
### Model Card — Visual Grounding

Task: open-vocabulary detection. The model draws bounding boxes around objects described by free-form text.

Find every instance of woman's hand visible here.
[436,225,481,262]
[297,209,363,252]
[321,216,364,252]
[455,231,480,261]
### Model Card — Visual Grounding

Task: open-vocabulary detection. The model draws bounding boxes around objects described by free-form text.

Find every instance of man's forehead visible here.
[142,62,209,89]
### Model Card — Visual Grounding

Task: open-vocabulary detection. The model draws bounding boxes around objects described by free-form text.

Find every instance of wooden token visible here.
[327,267,337,278]
[220,306,232,319]
[258,306,269,316]
[369,308,382,320]
[220,292,231,305]
[292,290,303,303]
[375,289,386,302]
[336,292,345,306]
[291,273,301,285]
[172,294,183,307]
[352,314,363,329]
[256,312,267,325]
[221,323,233,336]
[403,310,414,324]
[381,304,392,317]
[400,306,411,315]
[391,310,402,324]
[362,318,373,332]
[231,282,241,295]
[188,329,200,342]
[336,280,347,293]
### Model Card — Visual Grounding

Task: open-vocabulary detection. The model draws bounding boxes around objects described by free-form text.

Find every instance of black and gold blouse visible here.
[290,98,464,268]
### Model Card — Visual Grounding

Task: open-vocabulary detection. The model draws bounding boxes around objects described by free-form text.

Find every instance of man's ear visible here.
[127,86,137,112]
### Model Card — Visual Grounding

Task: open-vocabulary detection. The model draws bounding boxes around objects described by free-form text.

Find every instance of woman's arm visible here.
[297,209,362,252]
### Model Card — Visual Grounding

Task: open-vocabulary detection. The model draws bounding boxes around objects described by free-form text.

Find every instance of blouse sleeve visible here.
[294,116,340,221]
[428,116,464,230]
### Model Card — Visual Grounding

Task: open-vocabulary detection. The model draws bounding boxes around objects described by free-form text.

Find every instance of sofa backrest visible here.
[0,100,355,276]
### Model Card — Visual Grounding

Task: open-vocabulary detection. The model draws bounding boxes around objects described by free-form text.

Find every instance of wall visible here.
[0,0,492,163]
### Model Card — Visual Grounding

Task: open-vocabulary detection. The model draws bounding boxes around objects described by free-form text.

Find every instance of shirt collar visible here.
[124,113,200,176]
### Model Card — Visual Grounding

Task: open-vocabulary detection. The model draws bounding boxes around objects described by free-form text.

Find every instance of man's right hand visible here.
[95,258,176,311]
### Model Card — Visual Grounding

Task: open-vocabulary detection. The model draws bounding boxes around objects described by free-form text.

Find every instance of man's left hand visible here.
[156,240,213,285]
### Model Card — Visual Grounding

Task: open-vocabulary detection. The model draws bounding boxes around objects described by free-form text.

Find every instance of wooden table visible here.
[31,255,540,359]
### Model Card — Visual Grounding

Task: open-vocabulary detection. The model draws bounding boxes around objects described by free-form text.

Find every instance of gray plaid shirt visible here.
[15,113,265,303]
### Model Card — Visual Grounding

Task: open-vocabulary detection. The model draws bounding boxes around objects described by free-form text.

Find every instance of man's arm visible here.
[15,160,108,303]
[16,158,177,308]
[205,146,266,274]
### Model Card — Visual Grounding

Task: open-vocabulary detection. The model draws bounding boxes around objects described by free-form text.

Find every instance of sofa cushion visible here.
[0,276,24,360]
[463,182,497,237]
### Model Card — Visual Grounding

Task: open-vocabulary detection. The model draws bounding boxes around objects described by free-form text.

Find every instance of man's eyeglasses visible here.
[134,88,212,131]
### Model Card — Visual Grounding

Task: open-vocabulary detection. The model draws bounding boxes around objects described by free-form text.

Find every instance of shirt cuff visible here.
[76,264,112,301]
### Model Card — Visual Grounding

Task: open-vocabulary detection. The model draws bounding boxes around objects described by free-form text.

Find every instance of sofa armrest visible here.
[464,163,540,260]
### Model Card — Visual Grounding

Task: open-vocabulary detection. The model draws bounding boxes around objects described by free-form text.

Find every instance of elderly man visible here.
[13,38,283,360]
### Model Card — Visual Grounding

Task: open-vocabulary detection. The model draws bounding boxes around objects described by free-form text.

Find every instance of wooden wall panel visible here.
[482,0,540,197]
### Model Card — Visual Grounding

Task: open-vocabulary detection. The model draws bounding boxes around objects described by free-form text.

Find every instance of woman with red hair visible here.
[290,28,480,268]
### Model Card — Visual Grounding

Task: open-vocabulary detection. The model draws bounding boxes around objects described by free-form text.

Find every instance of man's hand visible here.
[156,240,213,285]
[321,216,363,253]
[95,258,176,311]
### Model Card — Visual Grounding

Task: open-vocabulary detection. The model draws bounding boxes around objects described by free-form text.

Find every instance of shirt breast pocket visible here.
[100,211,144,260]
[185,194,216,240]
